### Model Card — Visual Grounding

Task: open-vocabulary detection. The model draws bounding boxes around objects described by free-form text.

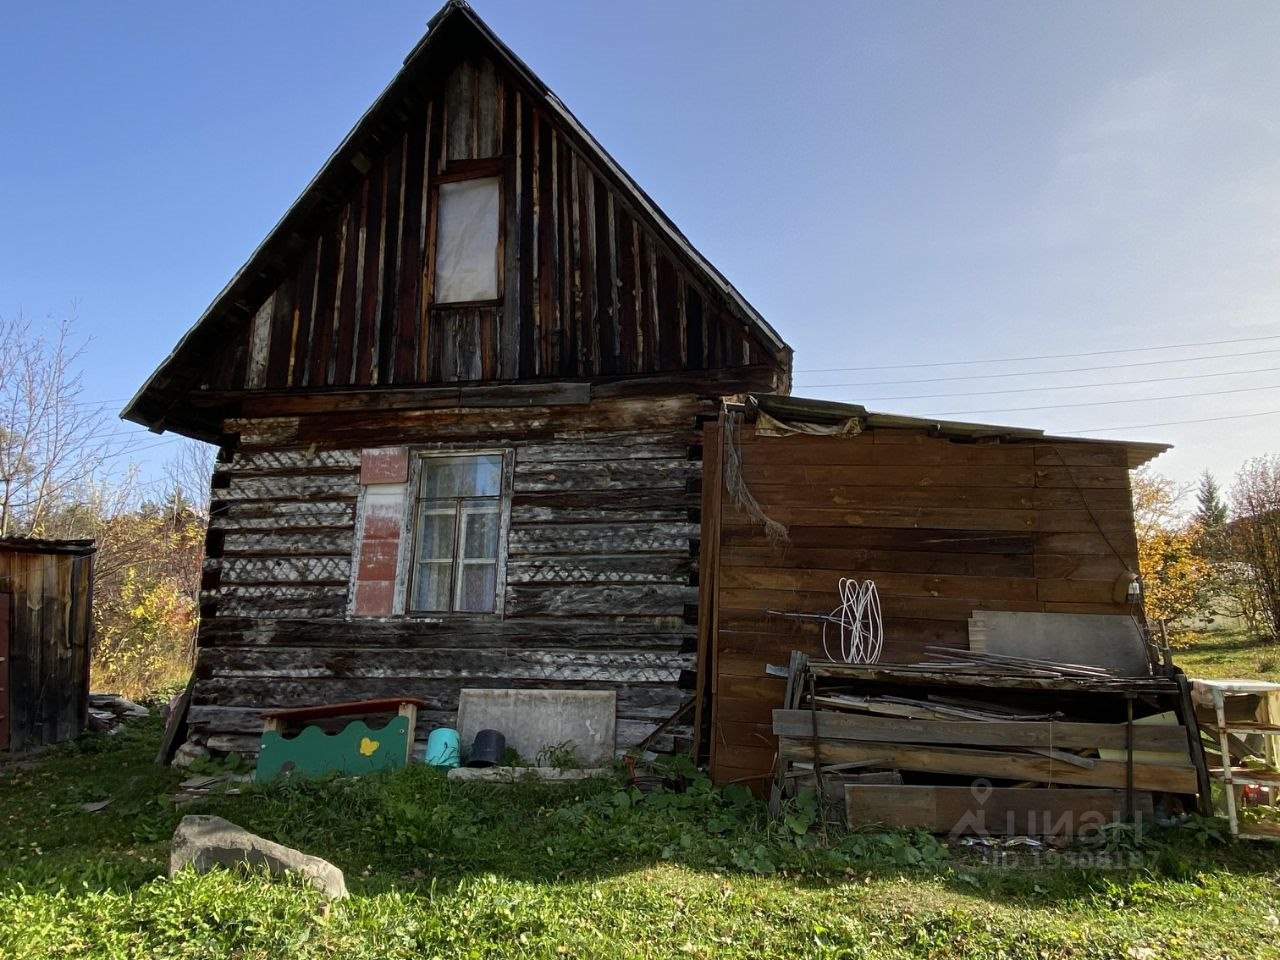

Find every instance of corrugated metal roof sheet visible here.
[749,394,1170,469]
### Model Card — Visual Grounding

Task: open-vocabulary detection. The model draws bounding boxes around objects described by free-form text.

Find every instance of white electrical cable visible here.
[821,578,883,665]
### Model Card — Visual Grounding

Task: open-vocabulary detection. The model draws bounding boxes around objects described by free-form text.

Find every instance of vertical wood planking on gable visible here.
[632,220,645,371]
[588,176,614,376]
[549,129,565,375]
[308,217,341,387]
[288,238,319,387]
[265,275,296,388]
[245,293,276,389]
[446,58,475,162]
[334,192,362,386]
[517,94,537,378]
[499,84,521,379]
[355,158,386,386]
[637,226,654,371]
[559,134,576,376]
[599,186,619,376]
[419,100,443,383]
[684,284,705,370]
[393,113,428,383]
[375,133,406,385]
[461,306,483,380]
[616,207,637,368]
[433,309,453,381]
[476,57,499,158]
[199,53,788,399]
[329,206,352,384]
[656,254,681,371]
[578,157,599,377]
[676,276,689,370]
[536,114,555,375]
[209,323,248,390]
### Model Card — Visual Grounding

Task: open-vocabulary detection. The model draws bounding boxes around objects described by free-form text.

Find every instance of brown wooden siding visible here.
[700,423,1142,786]
[191,393,716,753]
[199,53,778,398]
[0,546,94,751]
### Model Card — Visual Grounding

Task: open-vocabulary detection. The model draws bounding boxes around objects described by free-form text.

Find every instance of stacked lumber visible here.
[912,645,1119,680]
[772,653,1208,836]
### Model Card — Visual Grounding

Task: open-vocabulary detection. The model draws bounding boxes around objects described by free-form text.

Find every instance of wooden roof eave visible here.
[121,0,790,439]
[747,393,1171,470]
[0,537,97,557]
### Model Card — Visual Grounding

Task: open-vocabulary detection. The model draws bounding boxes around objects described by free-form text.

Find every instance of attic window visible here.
[434,176,500,304]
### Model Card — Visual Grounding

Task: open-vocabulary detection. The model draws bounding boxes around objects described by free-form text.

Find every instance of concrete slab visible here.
[456,689,616,766]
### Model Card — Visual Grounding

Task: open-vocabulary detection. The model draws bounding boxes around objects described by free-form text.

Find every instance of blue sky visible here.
[2,1,1278,497]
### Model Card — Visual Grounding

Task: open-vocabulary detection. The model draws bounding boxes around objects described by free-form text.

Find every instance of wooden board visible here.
[845,785,1152,836]
[772,710,1191,755]
[257,715,413,782]
[0,549,93,751]
[0,592,9,751]
[969,611,1150,676]
[779,737,1197,793]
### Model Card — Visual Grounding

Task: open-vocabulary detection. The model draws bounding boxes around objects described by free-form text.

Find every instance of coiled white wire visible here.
[821,578,884,665]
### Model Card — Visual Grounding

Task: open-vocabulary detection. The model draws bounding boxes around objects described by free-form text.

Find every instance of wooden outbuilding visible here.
[123,1,791,758]
[694,396,1168,786]
[0,537,96,752]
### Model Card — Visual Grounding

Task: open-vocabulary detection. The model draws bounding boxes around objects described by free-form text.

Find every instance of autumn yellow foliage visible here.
[1132,469,1214,625]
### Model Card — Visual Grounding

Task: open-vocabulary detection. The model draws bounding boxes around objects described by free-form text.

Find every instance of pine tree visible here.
[1196,471,1229,529]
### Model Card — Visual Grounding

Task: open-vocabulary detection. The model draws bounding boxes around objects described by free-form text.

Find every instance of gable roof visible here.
[123,0,790,439]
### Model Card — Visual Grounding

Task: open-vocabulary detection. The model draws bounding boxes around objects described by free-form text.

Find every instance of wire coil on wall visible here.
[822,578,883,665]
[766,578,884,665]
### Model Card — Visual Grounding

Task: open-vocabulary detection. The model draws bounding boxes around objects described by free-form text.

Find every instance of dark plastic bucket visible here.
[467,728,506,767]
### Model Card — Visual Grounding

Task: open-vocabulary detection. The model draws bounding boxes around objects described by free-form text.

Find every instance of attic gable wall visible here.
[200,51,784,396]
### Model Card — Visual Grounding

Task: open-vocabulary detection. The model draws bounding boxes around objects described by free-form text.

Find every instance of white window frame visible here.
[395,448,513,617]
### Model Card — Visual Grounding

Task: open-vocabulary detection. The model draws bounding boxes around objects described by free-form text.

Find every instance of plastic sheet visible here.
[434,177,500,302]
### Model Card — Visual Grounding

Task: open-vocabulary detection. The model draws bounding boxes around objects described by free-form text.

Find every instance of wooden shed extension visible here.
[0,537,95,752]
[695,395,1169,787]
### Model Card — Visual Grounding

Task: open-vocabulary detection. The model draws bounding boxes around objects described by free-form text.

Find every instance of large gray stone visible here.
[172,740,209,769]
[457,689,616,766]
[169,814,348,899]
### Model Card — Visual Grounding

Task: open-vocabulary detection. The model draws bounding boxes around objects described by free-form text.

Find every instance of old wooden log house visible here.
[124,2,1170,771]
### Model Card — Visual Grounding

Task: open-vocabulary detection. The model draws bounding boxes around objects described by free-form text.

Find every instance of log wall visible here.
[701,422,1143,786]
[191,390,739,754]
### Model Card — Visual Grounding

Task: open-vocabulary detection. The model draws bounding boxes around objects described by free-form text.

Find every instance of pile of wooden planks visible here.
[772,653,1210,836]
[911,645,1122,680]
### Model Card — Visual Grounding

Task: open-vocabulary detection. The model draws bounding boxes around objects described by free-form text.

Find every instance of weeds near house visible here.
[3,720,1280,959]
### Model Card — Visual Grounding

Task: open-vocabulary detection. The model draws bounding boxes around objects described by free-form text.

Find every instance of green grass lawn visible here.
[3,720,1280,959]
[1170,627,1280,683]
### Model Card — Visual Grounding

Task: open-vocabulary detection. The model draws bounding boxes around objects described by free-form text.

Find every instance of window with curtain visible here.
[408,452,507,613]
[433,176,500,304]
